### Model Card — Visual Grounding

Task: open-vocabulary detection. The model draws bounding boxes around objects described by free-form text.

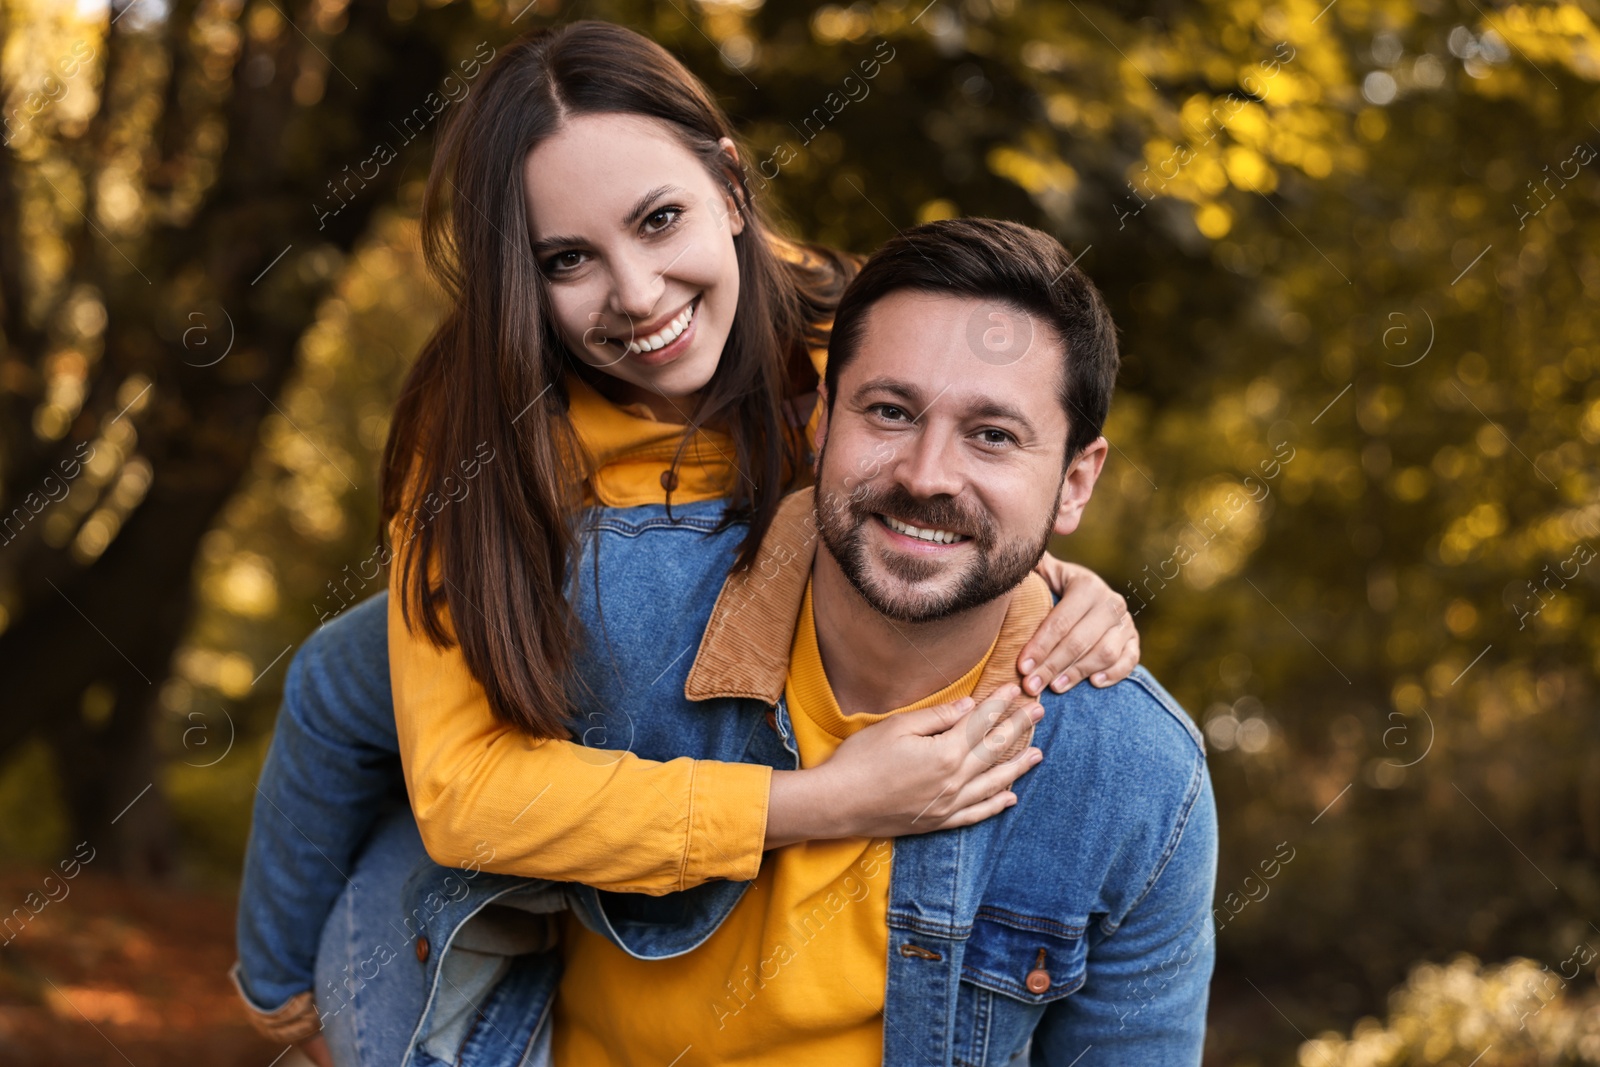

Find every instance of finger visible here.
[1089,630,1141,687]
[930,789,1019,831]
[1028,596,1128,696]
[1064,614,1139,691]
[934,687,1024,739]
[1016,595,1092,686]
[1031,552,1074,594]
[898,695,977,737]
[1049,635,1119,692]
[934,684,1024,751]
[950,746,1042,810]
[1049,615,1130,692]
[956,700,1041,770]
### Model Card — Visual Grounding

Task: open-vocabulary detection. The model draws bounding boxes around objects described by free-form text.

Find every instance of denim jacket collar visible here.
[686,487,1054,723]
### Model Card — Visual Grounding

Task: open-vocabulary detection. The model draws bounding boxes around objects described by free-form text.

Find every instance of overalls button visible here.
[416,936,430,964]
[660,470,679,491]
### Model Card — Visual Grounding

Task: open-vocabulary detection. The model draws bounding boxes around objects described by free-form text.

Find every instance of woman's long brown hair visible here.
[380,21,855,739]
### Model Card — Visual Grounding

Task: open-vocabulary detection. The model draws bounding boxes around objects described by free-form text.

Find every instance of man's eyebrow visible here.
[964,399,1039,437]
[853,378,927,413]
[529,185,682,258]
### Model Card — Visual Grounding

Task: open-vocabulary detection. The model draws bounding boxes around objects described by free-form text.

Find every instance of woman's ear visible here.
[716,136,746,236]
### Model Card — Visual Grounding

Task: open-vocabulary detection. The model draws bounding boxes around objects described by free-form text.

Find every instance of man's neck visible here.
[809,550,1013,716]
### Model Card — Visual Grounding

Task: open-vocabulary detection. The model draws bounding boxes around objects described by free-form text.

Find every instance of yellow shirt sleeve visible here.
[389,566,773,895]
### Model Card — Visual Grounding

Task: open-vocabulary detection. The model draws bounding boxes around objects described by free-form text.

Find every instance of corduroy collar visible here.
[685,487,1052,711]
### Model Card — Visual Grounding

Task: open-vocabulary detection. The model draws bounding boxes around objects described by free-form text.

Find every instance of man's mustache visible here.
[844,483,997,550]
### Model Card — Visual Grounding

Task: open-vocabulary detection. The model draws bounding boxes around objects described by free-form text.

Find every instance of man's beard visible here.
[814,466,1057,625]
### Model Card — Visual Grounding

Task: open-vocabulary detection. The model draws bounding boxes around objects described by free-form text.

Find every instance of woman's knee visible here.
[283,592,393,739]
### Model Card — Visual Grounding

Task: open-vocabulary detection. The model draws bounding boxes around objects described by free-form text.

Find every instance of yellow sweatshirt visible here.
[391,365,824,893]
[550,581,995,1065]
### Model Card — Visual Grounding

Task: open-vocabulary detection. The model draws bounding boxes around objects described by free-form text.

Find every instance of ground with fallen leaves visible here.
[0,868,290,1066]
[0,866,1446,1067]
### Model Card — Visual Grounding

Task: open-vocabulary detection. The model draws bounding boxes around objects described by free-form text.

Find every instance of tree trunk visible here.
[0,0,483,873]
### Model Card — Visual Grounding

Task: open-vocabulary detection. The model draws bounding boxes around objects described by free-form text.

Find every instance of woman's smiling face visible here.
[524,112,745,420]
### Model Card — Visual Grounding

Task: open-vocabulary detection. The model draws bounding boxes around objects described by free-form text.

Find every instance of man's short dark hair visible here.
[825,218,1119,463]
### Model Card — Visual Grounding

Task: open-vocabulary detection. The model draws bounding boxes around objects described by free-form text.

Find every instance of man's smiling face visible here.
[813,289,1104,624]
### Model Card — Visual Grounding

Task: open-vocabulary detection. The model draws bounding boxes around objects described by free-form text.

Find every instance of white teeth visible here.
[883,515,964,544]
[626,301,695,355]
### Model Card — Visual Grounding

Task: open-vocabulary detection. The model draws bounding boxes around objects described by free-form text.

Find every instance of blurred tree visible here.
[0,0,488,874]
[0,0,1596,1062]
[1295,954,1600,1065]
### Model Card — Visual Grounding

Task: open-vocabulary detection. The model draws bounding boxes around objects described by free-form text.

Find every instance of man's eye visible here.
[977,428,1015,447]
[643,206,683,233]
[871,404,911,422]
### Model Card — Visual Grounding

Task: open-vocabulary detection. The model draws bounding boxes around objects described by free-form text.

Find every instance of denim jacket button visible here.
[1025,947,1049,993]
[416,936,430,964]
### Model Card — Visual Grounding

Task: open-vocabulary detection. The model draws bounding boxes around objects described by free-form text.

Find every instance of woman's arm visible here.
[393,589,1042,892]
[765,687,1041,848]
[393,587,770,893]
[1017,554,1142,697]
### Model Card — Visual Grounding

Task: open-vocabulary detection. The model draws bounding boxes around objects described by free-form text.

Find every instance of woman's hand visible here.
[298,1035,334,1067]
[1019,553,1140,697]
[764,684,1042,848]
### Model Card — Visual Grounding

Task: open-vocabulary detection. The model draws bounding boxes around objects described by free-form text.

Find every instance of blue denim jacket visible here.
[236,492,1216,1064]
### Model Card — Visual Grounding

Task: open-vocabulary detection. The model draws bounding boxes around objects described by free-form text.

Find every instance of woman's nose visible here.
[606,253,666,326]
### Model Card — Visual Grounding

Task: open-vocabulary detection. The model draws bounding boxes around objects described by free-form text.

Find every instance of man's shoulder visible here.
[1036,664,1207,781]
[1022,664,1209,862]
[982,665,1212,929]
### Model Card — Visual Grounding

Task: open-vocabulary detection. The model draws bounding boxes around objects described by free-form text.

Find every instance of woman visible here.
[232,20,1141,1065]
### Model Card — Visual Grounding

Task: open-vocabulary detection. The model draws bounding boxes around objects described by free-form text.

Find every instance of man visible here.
[395,218,1216,1065]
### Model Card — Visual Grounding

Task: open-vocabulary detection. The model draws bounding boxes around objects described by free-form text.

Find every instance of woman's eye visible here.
[643,206,683,233]
[544,250,585,275]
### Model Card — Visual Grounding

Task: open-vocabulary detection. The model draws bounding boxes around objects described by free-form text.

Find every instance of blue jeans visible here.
[234,593,565,1063]
[236,593,406,1020]
[316,803,561,1067]
[315,803,432,1067]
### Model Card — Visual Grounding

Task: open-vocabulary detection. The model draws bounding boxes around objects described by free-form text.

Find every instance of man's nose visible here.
[893,425,965,501]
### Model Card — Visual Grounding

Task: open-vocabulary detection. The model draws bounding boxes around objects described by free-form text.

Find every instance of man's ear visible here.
[1053,436,1109,536]
[812,383,830,478]
[716,137,746,236]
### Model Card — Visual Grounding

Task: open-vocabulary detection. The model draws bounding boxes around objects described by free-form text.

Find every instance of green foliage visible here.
[2,0,1596,1057]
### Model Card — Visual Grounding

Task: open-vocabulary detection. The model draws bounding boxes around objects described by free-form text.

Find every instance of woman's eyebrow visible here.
[531,232,583,257]
[624,184,682,226]
[529,185,684,258]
